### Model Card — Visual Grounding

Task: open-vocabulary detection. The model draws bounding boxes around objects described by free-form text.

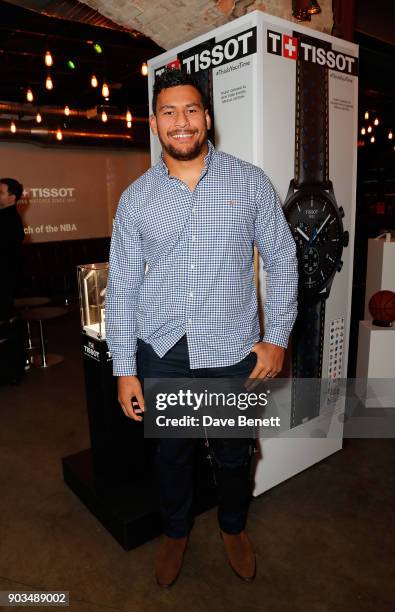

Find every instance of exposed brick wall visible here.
[80,0,333,50]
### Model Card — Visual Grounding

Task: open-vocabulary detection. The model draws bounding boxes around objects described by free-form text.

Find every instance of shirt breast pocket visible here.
[217,197,253,239]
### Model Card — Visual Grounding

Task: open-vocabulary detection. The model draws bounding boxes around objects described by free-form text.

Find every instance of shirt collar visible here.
[158,139,215,176]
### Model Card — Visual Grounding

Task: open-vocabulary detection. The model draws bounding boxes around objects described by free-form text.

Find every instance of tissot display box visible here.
[62,261,217,549]
[148,11,358,496]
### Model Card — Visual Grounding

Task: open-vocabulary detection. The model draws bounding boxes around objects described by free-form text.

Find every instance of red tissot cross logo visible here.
[167,59,181,70]
[283,35,298,60]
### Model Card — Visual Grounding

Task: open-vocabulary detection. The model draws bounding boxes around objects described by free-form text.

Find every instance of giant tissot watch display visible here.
[283,34,349,428]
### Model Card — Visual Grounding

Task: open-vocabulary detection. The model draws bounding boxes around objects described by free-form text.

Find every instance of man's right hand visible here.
[117,375,145,422]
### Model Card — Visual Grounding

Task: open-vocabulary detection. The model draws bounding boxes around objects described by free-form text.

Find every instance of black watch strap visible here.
[289,34,332,427]
[291,299,325,427]
[293,298,325,379]
[294,33,330,188]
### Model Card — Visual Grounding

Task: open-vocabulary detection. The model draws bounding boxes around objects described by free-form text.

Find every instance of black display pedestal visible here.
[62,334,218,550]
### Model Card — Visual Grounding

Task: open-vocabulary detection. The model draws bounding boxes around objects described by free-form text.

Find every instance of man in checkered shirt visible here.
[106,69,298,587]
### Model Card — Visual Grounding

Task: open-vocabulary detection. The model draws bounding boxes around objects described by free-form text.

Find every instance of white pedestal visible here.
[364,239,395,320]
[356,321,395,378]
[253,412,343,496]
[355,321,395,409]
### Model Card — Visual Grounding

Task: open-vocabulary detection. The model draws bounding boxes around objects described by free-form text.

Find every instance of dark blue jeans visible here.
[136,334,257,538]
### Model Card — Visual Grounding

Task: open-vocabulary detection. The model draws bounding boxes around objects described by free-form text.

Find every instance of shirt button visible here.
[192,207,197,214]
[190,264,195,270]
[189,292,193,298]
[192,235,196,241]
[188,318,192,324]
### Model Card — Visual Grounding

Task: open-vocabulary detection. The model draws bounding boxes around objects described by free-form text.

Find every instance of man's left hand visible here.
[245,342,285,390]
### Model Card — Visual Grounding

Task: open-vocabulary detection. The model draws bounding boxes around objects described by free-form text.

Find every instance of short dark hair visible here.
[152,68,207,114]
[0,178,23,202]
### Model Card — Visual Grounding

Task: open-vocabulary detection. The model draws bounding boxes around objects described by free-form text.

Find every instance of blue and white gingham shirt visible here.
[105,140,298,376]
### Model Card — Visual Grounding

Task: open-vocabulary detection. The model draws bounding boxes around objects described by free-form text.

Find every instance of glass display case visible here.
[77,262,108,340]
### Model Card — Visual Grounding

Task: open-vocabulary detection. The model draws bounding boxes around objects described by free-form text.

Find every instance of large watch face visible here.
[284,190,344,296]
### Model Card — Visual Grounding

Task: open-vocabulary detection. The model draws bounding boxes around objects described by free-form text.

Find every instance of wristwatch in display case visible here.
[77,262,108,340]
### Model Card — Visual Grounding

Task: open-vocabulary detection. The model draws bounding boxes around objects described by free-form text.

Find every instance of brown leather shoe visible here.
[220,530,256,582]
[155,535,188,588]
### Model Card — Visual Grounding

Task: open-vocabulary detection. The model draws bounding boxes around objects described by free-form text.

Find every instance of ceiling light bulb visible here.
[26,88,34,102]
[56,129,63,141]
[46,75,53,90]
[364,111,369,120]
[36,112,42,123]
[67,60,76,70]
[10,121,16,134]
[64,105,70,116]
[361,127,366,135]
[102,82,109,98]
[45,50,53,67]
[374,118,379,126]
[388,131,393,140]
[127,121,132,128]
[367,126,372,133]
[101,111,108,123]
[370,136,375,143]
[126,110,132,123]
[308,1,321,15]
[94,43,103,54]
[91,74,98,88]
[141,62,148,76]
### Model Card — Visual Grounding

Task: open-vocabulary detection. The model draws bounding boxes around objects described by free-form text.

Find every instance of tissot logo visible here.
[267,30,358,76]
[155,58,181,77]
[155,27,257,77]
[29,187,76,198]
[283,35,298,60]
[167,59,180,71]
[84,342,100,361]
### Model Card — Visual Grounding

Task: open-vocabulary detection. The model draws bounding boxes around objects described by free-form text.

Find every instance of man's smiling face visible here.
[150,84,211,161]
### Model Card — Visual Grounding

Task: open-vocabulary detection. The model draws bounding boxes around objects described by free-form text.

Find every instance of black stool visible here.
[21,306,68,368]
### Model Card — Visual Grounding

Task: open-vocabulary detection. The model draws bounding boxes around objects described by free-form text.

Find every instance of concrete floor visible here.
[0,305,394,612]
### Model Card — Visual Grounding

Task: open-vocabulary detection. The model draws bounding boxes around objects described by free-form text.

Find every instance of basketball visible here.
[368,290,395,326]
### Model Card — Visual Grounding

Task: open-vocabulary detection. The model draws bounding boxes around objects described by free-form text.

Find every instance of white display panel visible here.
[364,238,395,319]
[148,11,358,496]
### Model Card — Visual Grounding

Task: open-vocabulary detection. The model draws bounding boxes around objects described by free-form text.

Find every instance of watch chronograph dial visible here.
[284,192,344,295]
[302,246,319,275]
